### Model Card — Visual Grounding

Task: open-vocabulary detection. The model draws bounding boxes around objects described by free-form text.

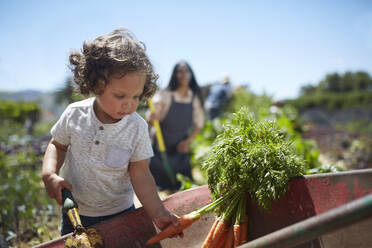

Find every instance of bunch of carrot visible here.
[146,190,249,247]
[201,193,249,248]
[146,193,230,245]
[146,107,304,246]
[200,108,304,246]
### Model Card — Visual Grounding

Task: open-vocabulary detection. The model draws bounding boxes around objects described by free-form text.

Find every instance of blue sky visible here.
[1,0,372,100]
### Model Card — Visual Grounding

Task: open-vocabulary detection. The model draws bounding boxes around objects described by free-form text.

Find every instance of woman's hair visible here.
[167,61,202,103]
[69,28,158,100]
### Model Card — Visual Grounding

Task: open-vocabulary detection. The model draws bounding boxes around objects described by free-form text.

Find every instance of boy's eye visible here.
[114,95,124,99]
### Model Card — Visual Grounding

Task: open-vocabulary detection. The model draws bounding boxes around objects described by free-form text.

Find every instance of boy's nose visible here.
[122,100,133,109]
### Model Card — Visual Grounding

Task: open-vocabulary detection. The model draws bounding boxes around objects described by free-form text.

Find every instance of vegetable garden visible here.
[0,78,370,247]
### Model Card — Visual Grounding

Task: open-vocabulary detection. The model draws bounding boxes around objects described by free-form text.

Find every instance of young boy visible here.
[42,28,180,236]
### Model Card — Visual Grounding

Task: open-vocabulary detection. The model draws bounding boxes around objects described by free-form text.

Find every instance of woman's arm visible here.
[42,138,72,205]
[192,95,204,130]
[129,160,179,230]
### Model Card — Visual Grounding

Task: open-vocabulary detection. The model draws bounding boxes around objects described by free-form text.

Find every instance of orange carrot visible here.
[224,226,234,248]
[210,219,231,247]
[201,217,219,248]
[146,195,232,245]
[146,213,200,245]
[215,228,228,248]
[240,215,249,244]
[233,224,242,247]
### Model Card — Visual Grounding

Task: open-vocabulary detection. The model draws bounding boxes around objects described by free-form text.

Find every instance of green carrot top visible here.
[202,107,304,210]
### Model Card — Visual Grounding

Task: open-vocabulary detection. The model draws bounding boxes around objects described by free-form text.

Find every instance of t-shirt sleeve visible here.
[130,119,154,162]
[50,106,71,146]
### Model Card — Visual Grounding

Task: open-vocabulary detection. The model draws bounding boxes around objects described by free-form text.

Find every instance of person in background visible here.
[147,61,204,191]
[204,74,233,120]
[42,28,181,236]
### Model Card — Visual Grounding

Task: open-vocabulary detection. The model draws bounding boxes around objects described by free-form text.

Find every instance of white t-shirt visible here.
[51,98,153,216]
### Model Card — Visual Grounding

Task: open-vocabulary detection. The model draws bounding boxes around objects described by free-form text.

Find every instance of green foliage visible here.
[0,100,57,245]
[191,88,320,173]
[318,71,372,93]
[259,105,320,170]
[306,164,344,174]
[224,86,273,116]
[176,173,199,191]
[55,76,84,104]
[190,118,229,168]
[202,107,305,210]
[32,121,55,138]
[289,71,372,110]
[191,87,274,169]
[0,100,40,124]
[0,121,26,143]
[0,146,54,242]
[287,91,372,111]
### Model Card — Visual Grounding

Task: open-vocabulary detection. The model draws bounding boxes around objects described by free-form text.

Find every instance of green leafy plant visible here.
[0,100,40,124]
[182,107,306,246]
[202,107,305,210]
[191,87,320,174]
[286,71,372,110]
[151,111,294,245]
[0,100,57,246]
[0,140,58,246]
[307,164,344,174]
[176,173,199,191]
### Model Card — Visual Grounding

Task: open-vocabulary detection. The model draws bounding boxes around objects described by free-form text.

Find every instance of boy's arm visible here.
[129,160,179,230]
[42,138,72,205]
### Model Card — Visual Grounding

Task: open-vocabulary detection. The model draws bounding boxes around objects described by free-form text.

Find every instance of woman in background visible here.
[148,61,204,191]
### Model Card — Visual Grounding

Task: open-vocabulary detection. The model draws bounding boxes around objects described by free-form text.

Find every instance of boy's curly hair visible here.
[69,28,158,100]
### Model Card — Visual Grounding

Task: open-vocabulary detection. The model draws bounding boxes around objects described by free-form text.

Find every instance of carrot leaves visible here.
[202,107,304,210]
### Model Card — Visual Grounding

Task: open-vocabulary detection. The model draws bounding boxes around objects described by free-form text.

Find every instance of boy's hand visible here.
[152,209,184,238]
[42,173,73,205]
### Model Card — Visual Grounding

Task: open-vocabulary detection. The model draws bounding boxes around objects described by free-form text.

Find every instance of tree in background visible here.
[290,71,372,110]
[54,76,83,104]
[341,72,354,92]
[354,71,370,91]
[300,84,317,95]
[319,73,341,93]
[317,71,372,94]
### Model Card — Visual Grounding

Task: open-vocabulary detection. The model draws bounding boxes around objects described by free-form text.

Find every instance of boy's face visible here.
[95,71,146,123]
